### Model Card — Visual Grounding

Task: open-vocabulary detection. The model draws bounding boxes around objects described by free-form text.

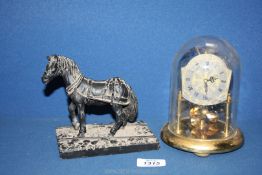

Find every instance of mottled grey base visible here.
[56,121,159,159]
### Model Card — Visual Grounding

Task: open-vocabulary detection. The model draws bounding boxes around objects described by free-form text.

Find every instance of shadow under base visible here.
[56,121,159,159]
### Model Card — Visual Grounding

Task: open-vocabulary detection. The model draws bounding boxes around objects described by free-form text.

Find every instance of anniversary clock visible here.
[161,36,244,156]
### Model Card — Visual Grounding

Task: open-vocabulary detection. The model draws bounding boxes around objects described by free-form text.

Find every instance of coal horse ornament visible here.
[42,55,138,137]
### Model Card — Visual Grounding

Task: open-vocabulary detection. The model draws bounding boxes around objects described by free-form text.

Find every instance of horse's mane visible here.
[55,55,81,79]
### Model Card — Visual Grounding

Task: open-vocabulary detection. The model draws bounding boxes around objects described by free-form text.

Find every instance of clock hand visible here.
[207,76,218,83]
[204,79,208,94]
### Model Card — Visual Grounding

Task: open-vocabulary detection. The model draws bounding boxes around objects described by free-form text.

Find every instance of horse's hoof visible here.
[72,122,80,130]
[77,132,85,138]
[107,133,114,137]
[110,128,116,136]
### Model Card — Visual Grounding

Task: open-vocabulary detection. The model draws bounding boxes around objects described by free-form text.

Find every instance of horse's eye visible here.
[52,67,56,73]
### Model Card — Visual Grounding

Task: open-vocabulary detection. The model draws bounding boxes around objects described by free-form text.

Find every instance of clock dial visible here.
[181,54,232,105]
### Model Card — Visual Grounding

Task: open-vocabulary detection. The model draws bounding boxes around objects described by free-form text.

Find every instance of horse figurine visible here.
[42,55,138,137]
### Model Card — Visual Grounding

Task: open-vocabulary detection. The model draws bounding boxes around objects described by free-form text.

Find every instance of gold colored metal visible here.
[161,123,244,157]
[189,106,220,138]
[224,94,231,137]
[190,106,201,116]
[176,91,182,134]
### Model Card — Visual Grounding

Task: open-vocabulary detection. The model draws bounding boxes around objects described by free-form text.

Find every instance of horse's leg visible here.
[110,105,124,135]
[77,103,86,137]
[68,102,80,130]
[121,107,128,127]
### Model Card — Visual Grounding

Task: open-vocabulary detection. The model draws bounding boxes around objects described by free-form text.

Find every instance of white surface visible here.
[137,158,166,167]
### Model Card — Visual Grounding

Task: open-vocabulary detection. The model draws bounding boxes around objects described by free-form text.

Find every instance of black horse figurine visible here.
[42,55,138,137]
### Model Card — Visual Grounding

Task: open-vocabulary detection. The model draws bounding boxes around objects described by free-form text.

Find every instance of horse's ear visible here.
[54,55,59,60]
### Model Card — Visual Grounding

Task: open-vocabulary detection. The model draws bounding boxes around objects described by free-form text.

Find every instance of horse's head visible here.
[42,55,61,84]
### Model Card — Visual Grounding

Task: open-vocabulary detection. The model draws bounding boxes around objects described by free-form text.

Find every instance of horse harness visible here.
[66,75,131,106]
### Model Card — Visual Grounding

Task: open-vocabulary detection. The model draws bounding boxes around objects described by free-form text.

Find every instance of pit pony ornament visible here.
[42,55,138,137]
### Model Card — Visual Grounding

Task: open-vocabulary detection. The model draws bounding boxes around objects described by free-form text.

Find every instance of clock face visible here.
[181,54,232,105]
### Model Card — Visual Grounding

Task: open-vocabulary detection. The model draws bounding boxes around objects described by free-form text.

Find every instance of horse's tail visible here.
[123,89,138,122]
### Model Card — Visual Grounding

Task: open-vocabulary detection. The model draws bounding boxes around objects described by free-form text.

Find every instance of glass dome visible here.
[161,36,244,156]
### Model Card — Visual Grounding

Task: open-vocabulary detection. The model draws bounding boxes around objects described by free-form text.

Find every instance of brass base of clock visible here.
[161,123,244,157]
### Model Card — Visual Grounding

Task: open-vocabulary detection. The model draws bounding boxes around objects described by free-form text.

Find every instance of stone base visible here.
[56,121,159,159]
